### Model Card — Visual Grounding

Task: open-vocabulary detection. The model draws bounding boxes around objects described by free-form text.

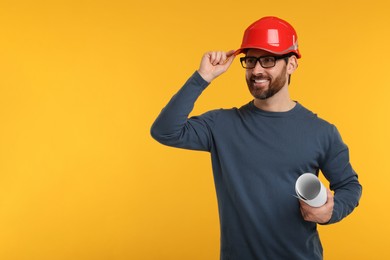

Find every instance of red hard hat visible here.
[235,16,301,58]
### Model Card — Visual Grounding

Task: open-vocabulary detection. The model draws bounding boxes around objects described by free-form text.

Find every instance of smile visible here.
[254,79,269,83]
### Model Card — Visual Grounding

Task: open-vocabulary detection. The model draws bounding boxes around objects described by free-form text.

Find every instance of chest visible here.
[212,115,326,173]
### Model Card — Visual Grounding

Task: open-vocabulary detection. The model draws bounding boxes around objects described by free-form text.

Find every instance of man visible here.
[151,16,362,260]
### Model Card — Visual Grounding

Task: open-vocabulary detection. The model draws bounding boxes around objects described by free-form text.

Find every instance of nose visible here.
[251,60,265,75]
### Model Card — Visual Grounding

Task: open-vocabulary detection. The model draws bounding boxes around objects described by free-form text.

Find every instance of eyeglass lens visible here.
[241,56,277,69]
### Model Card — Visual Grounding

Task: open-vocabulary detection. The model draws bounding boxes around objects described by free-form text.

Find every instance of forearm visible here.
[150,71,209,145]
[327,176,362,224]
[320,126,363,224]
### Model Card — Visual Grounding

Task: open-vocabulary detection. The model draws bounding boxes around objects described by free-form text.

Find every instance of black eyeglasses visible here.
[240,55,289,69]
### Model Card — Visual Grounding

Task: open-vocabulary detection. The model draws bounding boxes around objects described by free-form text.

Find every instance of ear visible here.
[287,55,298,74]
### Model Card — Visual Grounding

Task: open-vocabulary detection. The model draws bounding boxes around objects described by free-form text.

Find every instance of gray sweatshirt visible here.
[151,71,362,260]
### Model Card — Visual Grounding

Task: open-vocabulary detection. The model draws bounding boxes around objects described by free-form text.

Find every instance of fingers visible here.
[299,189,334,224]
[208,52,219,65]
[208,51,232,66]
[198,50,236,82]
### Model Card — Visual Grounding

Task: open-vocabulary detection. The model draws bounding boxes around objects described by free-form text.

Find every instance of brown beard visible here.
[246,66,287,100]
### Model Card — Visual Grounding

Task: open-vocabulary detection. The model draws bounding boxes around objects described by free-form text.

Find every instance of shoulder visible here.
[295,103,340,139]
[297,103,333,126]
[200,106,242,120]
[193,105,247,130]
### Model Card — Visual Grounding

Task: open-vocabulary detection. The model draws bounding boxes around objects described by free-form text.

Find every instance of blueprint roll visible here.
[295,173,327,207]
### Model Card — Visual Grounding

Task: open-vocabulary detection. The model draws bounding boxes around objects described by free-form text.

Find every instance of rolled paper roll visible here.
[295,173,327,207]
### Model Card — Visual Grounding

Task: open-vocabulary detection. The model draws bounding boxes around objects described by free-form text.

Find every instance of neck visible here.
[253,87,296,112]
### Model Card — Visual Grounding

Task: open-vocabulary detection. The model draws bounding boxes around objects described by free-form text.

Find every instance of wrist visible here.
[197,70,213,83]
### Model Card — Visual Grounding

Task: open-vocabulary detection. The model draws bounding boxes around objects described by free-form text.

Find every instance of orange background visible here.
[0,0,389,259]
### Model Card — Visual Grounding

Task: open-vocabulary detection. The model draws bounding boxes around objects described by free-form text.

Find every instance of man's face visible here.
[245,49,289,100]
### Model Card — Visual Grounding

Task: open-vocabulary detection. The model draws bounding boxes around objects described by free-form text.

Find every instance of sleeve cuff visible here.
[192,71,210,90]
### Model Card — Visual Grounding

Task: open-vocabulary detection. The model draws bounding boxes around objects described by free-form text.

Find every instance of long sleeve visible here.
[320,125,362,224]
[150,71,215,151]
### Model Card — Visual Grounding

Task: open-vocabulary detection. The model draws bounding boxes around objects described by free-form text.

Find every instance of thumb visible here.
[227,49,236,57]
[221,50,236,67]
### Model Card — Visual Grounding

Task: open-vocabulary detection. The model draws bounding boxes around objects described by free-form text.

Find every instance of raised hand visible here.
[197,50,235,83]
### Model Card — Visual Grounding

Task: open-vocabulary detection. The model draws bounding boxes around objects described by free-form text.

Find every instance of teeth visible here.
[255,79,268,83]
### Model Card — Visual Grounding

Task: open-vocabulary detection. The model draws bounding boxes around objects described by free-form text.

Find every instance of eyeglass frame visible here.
[239,54,291,69]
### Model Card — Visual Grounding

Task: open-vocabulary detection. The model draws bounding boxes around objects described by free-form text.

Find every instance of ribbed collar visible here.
[248,100,303,118]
